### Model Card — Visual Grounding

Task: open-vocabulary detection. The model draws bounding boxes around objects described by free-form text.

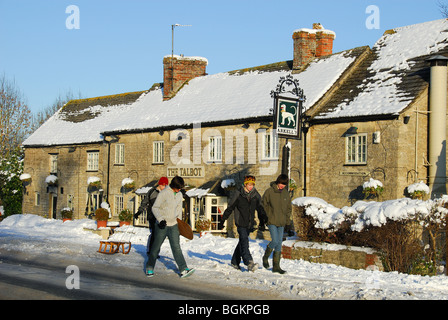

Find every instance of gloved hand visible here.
[158,220,167,229]
[218,220,225,230]
[134,209,143,219]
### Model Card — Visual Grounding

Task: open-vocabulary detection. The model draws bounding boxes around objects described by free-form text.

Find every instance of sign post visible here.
[270,74,306,191]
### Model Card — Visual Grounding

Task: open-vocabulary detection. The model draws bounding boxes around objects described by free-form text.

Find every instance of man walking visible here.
[145,176,194,278]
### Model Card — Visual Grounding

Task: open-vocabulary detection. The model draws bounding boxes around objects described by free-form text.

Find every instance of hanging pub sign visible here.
[270,74,305,140]
[273,95,302,139]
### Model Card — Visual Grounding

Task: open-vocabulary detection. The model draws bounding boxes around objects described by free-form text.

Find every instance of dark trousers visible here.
[146,223,187,272]
[146,217,156,255]
[232,227,253,266]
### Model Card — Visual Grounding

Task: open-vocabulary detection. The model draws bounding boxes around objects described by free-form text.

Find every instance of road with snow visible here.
[0,249,276,300]
[2,214,448,302]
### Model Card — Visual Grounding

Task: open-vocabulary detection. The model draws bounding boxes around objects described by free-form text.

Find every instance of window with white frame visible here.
[115,143,125,164]
[114,195,124,216]
[262,131,279,160]
[153,141,164,164]
[50,154,58,173]
[346,133,367,164]
[209,136,222,162]
[87,151,99,171]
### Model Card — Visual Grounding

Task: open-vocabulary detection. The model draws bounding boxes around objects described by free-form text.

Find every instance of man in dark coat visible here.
[218,175,267,272]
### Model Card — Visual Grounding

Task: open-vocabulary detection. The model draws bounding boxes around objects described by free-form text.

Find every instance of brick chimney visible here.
[293,23,335,71]
[163,55,208,100]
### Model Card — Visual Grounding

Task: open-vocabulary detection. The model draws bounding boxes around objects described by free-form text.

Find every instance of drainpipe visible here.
[427,55,448,198]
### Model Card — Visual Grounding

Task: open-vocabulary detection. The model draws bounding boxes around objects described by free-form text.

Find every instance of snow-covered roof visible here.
[313,19,448,120]
[23,19,448,147]
[23,49,358,147]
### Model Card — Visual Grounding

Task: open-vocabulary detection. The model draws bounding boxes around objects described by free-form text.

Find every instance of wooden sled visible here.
[98,240,132,254]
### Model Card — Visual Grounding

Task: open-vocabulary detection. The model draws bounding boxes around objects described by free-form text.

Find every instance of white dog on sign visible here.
[280,104,296,126]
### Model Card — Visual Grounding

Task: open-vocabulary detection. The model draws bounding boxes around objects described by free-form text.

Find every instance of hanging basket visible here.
[45,175,58,186]
[121,178,135,191]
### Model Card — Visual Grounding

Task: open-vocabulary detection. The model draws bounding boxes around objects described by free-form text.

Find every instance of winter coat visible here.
[222,187,267,229]
[262,182,292,227]
[152,186,183,227]
[136,188,159,221]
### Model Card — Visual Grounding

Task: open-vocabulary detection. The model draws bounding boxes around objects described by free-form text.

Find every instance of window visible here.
[262,131,279,160]
[115,144,125,164]
[346,133,367,164]
[35,192,40,206]
[114,195,124,216]
[50,154,58,173]
[153,141,164,164]
[209,136,222,162]
[87,151,99,171]
[67,194,74,210]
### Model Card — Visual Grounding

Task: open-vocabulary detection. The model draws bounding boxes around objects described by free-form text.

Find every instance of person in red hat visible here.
[134,177,169,256]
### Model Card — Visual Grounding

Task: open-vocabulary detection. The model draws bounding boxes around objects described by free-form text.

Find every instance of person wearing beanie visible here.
[146,176,195,278]
[134,177,169,256]
[218,175,268,272]
[262,174,292,274]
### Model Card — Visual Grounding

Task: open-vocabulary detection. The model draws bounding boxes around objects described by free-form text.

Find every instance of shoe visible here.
[247,260,258,272]
[231,263,241,270]
[146,269,154,278]
[262,247,273,269]
[272,251,286,274]
[180,268,195,278]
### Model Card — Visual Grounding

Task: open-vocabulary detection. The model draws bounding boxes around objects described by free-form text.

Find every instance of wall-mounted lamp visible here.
[345,126,358,135]
[110,135,119,142]
[403,115,411,124]
[177,132,186,141]
[159,130,165,136]
[258,122,271,129]
[242,123,250,129]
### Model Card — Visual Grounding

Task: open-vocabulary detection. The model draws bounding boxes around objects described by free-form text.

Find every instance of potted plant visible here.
[362,178,384,199]
[95,207,110,228]
[61,207,73,222]
[407,181,430,200]
[195,216,211,237]
[119,209,133,226]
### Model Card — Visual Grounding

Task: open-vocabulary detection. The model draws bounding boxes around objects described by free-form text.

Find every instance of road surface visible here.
[0,249,279,301]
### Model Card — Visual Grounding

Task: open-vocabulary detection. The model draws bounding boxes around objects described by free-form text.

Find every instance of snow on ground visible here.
[1,214,448,300]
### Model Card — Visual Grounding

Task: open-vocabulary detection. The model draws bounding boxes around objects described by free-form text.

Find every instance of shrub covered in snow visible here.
[292,196,448,274]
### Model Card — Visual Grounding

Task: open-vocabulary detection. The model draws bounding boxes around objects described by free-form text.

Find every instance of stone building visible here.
[21,19,448,230]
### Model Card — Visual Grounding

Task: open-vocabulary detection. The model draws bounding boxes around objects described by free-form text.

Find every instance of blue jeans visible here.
[268,225,284,252]
[232,227,253,266]
[146,223,187,272]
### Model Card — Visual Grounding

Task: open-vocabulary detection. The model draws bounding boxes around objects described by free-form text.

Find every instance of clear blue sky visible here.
[0,0,445,113]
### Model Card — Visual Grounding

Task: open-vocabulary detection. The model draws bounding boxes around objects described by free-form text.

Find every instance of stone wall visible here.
[281,240,383,271]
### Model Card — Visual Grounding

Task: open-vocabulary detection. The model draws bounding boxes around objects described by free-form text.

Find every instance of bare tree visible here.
[30,89,82,133]
[0,75,32,158]
[438,1,448,17]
